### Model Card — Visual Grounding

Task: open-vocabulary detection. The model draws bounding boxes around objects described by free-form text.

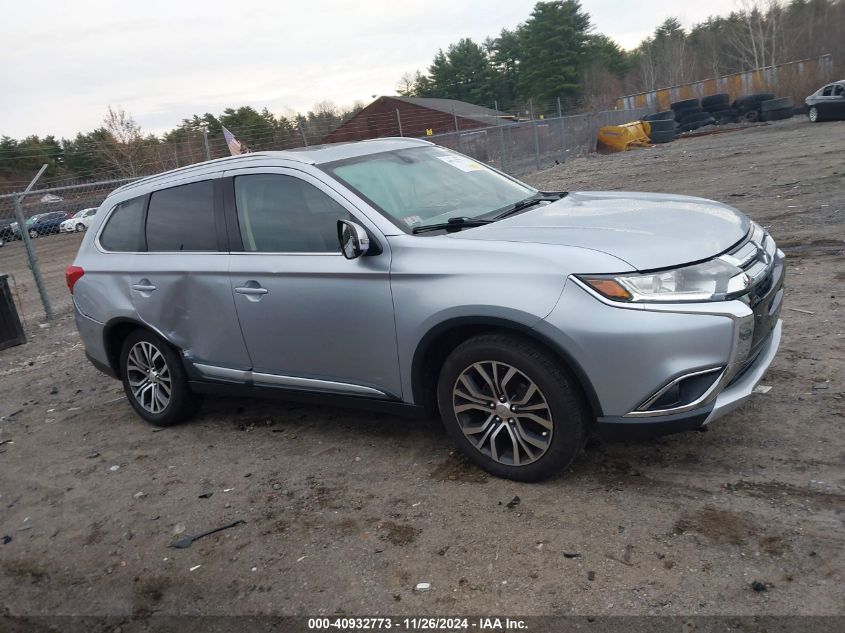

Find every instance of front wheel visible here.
[75,223,85,232]
[436,333,588,482]
[808,107,819,123]
[29,229,38,239]
[120,329,203,426]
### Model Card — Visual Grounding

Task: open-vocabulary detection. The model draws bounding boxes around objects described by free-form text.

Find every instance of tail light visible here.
[66,265,84,294]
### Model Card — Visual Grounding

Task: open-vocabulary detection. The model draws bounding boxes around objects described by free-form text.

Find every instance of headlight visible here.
[578,258,751,303]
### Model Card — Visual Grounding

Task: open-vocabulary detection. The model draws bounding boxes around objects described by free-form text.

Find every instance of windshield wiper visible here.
[411,216,493,234]
[492,192,567,221]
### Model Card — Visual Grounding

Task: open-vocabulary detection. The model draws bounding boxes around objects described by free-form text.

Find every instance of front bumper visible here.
[537,244,784,438]
[596,319,781,440]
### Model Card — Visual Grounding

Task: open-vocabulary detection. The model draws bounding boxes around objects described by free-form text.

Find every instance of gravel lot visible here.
[0,118,843,618]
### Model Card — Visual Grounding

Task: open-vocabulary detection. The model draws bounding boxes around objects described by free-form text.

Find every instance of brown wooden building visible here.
[322,96,509,143]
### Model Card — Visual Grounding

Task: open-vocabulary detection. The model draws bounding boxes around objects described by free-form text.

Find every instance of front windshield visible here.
[26,216,40,225]
[323,146,535,231]
[72,209,86,218]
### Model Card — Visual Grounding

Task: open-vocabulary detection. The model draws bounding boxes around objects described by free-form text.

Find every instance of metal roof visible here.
[387,96,503,124]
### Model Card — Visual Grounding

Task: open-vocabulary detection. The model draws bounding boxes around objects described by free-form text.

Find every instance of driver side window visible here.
[234,174,350,253]
[822,85,833,96]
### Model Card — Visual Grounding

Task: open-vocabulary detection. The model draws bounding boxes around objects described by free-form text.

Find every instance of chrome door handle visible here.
[234,286,268,295]
[131,283,157,292]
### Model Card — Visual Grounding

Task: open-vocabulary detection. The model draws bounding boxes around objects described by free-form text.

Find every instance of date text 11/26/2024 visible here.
[307,617,528,630]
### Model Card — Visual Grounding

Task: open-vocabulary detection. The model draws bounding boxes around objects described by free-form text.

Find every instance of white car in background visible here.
[60,208,98,233]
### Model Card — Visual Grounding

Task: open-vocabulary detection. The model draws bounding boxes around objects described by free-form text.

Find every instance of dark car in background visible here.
[0,218,15,247]
[806,80,845,122]
[12,211,69,239]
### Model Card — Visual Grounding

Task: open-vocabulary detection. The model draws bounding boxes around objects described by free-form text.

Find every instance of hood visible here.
[452,191,750,271]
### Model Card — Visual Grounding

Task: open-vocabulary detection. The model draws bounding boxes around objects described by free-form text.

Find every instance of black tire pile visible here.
[642,109,676,143]
[732,93,795,122]
[701,93,736,124]
[643,91,795,145]
[671,98,716,133]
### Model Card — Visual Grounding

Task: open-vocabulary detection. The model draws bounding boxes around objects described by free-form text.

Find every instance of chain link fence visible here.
[0,106,651,327]
[430,107,651,176]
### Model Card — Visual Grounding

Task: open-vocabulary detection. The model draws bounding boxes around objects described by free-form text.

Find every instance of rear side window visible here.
[146,180,216,251]
[100,197,145,252]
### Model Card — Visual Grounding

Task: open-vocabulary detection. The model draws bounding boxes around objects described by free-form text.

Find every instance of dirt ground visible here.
[0,118,843,619]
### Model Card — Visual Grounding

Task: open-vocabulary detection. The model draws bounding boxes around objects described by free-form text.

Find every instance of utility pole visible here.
[201,126,211,161]
[298,117,309,147]
[495,100,506,172]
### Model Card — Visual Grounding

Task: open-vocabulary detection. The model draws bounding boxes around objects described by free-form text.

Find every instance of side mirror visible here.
[337,219,370,260]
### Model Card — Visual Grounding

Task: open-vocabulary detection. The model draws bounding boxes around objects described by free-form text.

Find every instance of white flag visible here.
[222,126,249,156]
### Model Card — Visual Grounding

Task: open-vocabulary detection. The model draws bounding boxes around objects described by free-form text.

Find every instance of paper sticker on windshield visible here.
[402,215,423,227]
[436,155,484,172]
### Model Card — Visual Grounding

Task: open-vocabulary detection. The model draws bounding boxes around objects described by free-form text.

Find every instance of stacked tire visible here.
[643,110,676,143]
[701,93,737,124]
[671,98,715,133]
[732,93,775,123]
[760,97,794,121]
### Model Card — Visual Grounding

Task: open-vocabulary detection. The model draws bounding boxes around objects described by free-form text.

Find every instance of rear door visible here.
[819,84,835,117]
[223,167,401,398]
[833,84,845,118]
[126,177,252,371]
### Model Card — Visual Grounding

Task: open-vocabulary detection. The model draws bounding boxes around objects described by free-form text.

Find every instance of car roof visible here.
[111,137,434,198]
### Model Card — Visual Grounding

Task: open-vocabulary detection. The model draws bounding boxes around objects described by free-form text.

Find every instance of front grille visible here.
[728,225,784,358]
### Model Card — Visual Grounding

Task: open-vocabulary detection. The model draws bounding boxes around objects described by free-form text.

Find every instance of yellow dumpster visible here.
[597,121,650,151]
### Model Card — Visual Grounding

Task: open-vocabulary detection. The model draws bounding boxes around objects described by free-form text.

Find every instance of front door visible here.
[224,168,401,399]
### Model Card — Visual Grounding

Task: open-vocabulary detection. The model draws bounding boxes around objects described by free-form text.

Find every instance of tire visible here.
[712,109,737,123]
[679,117,715,133]
[436,333,588,482]
[671,98,699,110]
[808,106,819,123]
[761,97,794,112]
[75,223,85,232]
[701,93,730,110]
[649,130,675,144]
[734,93,776,112]
[29,229,38,239]
[644,110,675,121]
[680,110,713,125]
[120,329,203,427]
[762,107,794,122]
[647,119,675,132]
[674,106,702,121]
[742,110,760,123]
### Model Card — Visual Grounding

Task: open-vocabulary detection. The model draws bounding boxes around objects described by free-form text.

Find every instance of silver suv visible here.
[69,138,784,481]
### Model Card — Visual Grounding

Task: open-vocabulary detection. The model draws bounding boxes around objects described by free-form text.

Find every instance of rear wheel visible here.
[120,329,203,427]
[436,333,588,482]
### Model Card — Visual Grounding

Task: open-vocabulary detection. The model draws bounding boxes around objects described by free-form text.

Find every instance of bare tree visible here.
[396,71,422,96]
[96,106,148,177]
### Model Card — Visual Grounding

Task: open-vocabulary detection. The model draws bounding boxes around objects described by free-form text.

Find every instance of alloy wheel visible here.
[29,229,38,239]
[452,360,553,466]
[809,107,818,122]
[126,341,172,414]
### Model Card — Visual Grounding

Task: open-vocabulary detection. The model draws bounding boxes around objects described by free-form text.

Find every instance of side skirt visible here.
[187,380,428,418]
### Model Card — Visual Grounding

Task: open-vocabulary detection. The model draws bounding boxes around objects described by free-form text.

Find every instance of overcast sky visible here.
[1,0,739,139]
